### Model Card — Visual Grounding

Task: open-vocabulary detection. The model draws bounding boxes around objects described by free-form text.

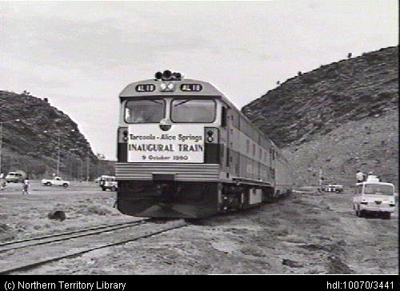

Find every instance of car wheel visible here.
[45,182,52,186]
[62,183,69,188]
[102,187,106,191]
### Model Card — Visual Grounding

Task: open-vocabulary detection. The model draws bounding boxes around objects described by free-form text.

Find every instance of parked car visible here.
[99,175,117,191]
[353,176,396,219]
[42,177,70,188]
[322,184,344,193]
[5,171,27,183]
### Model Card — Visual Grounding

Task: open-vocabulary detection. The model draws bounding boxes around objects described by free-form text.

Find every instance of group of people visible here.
[356,170,379,183]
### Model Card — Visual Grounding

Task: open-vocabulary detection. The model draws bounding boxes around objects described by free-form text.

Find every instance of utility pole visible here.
[86,154,90,182]
[81,159,84,181]
[319,169,323,189]
[56,134,61,176]
[0,119,21,176]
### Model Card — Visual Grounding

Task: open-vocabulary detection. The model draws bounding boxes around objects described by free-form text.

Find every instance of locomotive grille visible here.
[115,163,220,182]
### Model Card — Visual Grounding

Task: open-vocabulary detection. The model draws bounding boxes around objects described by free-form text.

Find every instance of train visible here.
[115,70,293,218]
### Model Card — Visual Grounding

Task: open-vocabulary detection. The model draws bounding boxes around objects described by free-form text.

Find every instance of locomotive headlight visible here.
[122,130,129,142]
[205,128,219,143]
[160,82,176,92]
[206,130,214,142]
[118,127,128,143]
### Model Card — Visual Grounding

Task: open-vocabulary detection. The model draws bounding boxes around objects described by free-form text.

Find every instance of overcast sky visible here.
[1,0,398,159]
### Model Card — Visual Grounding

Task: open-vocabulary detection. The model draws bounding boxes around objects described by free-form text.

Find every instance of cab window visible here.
[171,99,216,123]
[125,99,165,123]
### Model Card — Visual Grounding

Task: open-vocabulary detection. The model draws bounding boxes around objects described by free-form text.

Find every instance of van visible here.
[353,177,396,219]
[99,175,117,191]
[5,171,26,183]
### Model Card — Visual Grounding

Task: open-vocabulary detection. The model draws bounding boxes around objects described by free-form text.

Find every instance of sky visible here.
[0,0,398,160]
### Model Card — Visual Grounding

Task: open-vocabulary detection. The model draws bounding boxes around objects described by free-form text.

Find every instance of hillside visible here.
[242,46,398,187]
[0,91,113,179]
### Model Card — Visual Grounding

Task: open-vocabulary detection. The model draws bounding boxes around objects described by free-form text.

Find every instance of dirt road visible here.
[0,182,397,274]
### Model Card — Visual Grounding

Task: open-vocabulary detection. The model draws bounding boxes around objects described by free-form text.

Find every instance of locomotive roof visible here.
[121,79,221,97]
[119,79,237,108]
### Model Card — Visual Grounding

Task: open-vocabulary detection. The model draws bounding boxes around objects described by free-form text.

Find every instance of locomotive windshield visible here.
[171,99,216,123]
[125,99,165,123]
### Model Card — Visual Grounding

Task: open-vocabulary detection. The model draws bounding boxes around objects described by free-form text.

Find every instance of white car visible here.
[353,177,396,219]
[42,177,70,188]
[99,175,117,191]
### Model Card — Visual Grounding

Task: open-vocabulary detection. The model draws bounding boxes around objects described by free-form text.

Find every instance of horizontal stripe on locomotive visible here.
[222,146,276,169]
[115,163,220,182]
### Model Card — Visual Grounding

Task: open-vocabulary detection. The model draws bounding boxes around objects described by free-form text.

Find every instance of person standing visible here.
[22,178,30,195]
[356,170,364,183]
[0,173,5,190]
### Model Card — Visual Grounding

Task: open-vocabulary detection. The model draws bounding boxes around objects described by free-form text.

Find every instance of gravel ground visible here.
[0,182,397,274]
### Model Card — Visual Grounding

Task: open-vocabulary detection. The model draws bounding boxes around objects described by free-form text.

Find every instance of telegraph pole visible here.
[56,134,61,176]
[319,169,323,190]
[0,119,21,176]
[86,154,90,182]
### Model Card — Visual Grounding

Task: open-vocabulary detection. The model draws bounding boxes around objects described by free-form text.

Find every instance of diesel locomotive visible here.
[116,70,293,218]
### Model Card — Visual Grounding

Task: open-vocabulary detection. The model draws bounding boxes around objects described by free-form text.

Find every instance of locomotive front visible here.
[116,71,224,218]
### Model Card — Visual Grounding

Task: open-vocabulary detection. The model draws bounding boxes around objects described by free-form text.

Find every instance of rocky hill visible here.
[242,46,398,187]
[0,91,113,179]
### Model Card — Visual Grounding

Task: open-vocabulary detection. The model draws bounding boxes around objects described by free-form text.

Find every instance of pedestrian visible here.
[22,178,30,195]
[356,170,364,183]
[0,173,5,190]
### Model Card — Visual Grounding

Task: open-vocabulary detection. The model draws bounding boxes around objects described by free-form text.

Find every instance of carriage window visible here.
[171,99,216,123]
[125,99,165,123]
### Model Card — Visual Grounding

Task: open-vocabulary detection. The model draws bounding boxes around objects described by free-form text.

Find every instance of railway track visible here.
[0,219,187,274]
[0,219,149,253]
